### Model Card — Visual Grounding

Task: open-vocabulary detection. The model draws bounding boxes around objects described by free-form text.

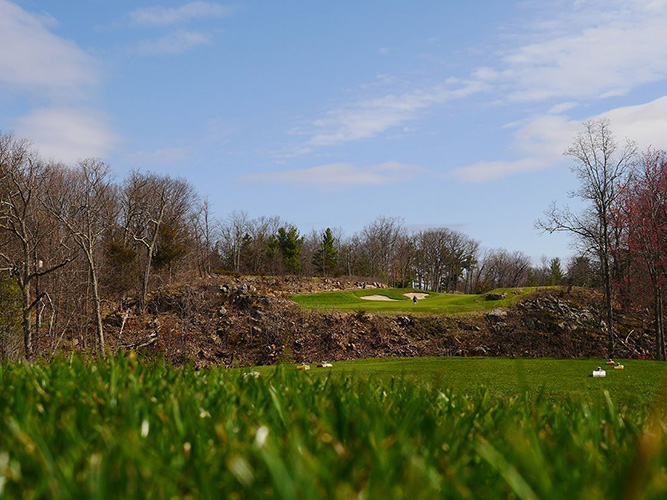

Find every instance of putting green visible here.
[292,287,545,314]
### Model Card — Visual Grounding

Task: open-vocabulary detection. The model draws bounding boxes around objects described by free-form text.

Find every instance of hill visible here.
[64,276,654,368]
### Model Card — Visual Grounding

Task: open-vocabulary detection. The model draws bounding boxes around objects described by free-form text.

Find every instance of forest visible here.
[1,121,665,361]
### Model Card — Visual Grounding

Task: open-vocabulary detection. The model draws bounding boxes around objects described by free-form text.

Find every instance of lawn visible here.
[1,355,666,499]
[252,356,667,408]
[292,287,544,314]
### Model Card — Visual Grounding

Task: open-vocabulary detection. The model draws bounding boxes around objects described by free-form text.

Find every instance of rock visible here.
[485,293,506,301]
[486,309,507,320]
[397,316,414,327]
[490,322,509,334]
[458,321,481,332]
[523,317,536,330]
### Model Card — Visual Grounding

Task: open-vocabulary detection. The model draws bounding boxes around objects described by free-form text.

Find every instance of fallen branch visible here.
[118,311,130,338]
[122,332,158,350]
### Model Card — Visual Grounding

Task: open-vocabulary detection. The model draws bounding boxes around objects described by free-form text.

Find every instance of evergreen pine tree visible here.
[313,228,338,276]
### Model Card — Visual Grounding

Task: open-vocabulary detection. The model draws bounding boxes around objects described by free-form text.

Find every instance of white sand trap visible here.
[360,294,398,301]
[403,292,429,300]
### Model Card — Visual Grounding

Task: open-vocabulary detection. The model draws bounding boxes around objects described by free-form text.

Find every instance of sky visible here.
[2,0,667,263]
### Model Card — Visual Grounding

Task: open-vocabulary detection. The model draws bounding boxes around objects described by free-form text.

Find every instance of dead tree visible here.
[537,119,637,357]
[42,159,118,354]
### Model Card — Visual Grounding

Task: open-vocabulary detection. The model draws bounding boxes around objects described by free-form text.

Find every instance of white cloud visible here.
[130,2,229,27]
[0,0,97,98]
[604,96,667,150]
[449,158,549,183]
[291,1,667,156]
[241,162,423,188]
[136,31,211,55]
[0,2,118,163]
[450,96,667,183]
[499,1,667,102]
[300,81,485,150]
[16,108,118,164]
[548,102,578,114]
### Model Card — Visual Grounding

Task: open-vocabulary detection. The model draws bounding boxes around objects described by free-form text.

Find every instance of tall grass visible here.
[0,355,666,499]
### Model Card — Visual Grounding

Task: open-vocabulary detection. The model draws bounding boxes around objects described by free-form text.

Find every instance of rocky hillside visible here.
[93,276,654,367]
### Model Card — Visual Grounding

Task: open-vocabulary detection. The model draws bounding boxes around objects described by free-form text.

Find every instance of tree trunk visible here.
[141,244,155,312]
[601,245,614,358]
[22,285,31,358]
[656,288,665,361]
[89,260,105,354]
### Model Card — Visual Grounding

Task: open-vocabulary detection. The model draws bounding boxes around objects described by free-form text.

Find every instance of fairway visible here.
[252,356,667,408]
[2,355,666,498]
[292,287,543,314]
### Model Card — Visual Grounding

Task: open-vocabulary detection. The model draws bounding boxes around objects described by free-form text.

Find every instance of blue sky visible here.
[3,0,667,262]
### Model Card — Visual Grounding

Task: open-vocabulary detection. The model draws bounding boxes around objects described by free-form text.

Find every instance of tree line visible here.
[1,120,665,360]
[537,119,666,360]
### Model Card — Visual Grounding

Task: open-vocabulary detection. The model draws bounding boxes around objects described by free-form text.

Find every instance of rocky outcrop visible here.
[97,278,655,368]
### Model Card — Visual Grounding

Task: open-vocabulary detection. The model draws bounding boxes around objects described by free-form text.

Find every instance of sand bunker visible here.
[359,293,429,301]
[359,294,398,301]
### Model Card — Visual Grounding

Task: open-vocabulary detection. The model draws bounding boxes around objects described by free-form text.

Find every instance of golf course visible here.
[1,354,666,498]
[292,287,541,314]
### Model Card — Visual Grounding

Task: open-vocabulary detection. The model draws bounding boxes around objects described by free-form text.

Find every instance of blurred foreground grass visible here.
[1,355,666,499]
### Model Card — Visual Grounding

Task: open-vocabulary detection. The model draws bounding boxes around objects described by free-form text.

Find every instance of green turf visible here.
[291,287,544,314]
[1,355,666,498]
[252,357,667,408]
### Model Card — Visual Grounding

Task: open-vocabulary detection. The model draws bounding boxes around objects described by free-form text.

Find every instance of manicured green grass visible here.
[255,357,667,408]
[1,355,666,499]
[292,287,543,314]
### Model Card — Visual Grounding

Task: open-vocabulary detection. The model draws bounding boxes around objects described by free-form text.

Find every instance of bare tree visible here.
[42,159,118,353]
[219,210,250,273]
[414,228,479,292]
[361,216,405,282]
[191,198,220,277]
[415,229,450,292]
[537,119,636,357]
[238,215,282,274]
[123,171,195,309]
[473,248,531,291]
[0,133,72,357]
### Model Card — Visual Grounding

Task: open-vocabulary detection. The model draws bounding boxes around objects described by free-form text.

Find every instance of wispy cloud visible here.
[16,108,118,164]
[604,96,667,149]
[130,2,230,27]
[241,161,423,188]
[491,0,667,102]
[293,0,667,158]
[447,0,667,183]
[449,96,667,183]
[136,31,211,55]
[0,0,97,99]
[297,80,485,151]
[0,1,117,163]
